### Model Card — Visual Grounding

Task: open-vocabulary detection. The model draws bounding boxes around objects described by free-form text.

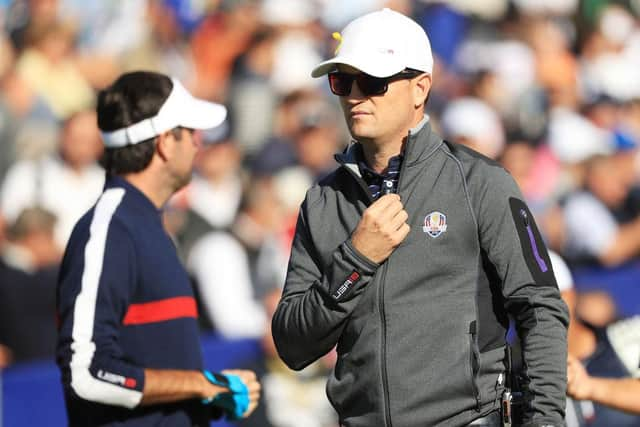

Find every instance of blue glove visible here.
[202,370,250,420]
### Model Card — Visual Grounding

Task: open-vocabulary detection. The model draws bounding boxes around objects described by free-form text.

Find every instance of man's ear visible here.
[155,132,171,162]
[413,73,432,108]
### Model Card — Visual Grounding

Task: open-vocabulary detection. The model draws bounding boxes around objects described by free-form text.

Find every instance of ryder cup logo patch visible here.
[423,211,447,238]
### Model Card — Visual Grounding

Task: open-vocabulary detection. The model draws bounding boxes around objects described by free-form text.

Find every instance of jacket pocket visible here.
[468,320,481,411]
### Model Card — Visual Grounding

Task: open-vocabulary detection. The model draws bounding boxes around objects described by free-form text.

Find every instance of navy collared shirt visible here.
[355,145,404,199]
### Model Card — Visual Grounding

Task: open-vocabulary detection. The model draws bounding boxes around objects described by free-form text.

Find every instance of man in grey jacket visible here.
[272,8,569,427]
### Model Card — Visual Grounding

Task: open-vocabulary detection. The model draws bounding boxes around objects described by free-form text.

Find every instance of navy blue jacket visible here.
[57,176,209,426]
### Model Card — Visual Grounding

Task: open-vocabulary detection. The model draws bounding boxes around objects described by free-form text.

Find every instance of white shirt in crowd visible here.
[186,174,242,229]
[187,231,267,339]
[562,192,618,260]
[0,156,104,247]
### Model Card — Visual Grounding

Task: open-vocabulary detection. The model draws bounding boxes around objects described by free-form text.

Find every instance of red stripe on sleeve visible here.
[122,296,198,325]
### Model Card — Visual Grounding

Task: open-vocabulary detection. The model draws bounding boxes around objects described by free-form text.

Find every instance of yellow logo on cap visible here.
[332,32,343,54]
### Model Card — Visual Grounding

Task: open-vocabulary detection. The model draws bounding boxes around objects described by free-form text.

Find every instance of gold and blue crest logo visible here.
[422,211,447,238]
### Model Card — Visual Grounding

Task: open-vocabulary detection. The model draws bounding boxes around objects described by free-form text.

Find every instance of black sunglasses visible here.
[328,69,422,97]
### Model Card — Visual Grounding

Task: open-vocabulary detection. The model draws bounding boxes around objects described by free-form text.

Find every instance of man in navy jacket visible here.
[57,71,260,426]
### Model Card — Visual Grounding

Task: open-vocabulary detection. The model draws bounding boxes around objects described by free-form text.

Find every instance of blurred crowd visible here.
[0,0,639,426]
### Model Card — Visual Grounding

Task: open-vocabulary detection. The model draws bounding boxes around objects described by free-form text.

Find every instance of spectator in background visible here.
[560,151,640,326]
[0,207,61,366]
[555,250,640,426]
[4,0,62,52]
[261,283,338,427]
[563,153,640,268]
[257,165,338,427]
[190,0,261,100]
[15,19,94,119]
[227,27,279,156]
[439,96,506,159]
[525,14,580,111]
[58,0,147,58]
[0,68,59,173]
[455,35,540,141]
[172,123,244,261]
[290,99,344,181]
[567,354,640,417]
[1,108,104,247]
[254,89,346,183]
[522,249,640,426]
[187,172,288,338]
[260,0,324,96]
[120,0,195,84]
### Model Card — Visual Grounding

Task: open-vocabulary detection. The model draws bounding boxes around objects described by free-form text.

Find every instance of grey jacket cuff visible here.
[324,240,379,302]
[343,239,379,273]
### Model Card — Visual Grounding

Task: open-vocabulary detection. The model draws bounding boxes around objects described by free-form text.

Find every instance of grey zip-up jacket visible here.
[272,120,569,427]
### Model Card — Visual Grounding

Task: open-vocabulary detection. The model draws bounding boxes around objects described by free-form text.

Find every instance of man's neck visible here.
[361,141,404,174]
[359,114,427,173]
[123,171,174,209]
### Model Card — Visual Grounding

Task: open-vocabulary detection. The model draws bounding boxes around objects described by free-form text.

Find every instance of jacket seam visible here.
[441,148,479,230]
[404,135,443,168]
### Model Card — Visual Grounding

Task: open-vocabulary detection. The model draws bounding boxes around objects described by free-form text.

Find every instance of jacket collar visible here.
[104,174,162,218]
[335,115,442,176]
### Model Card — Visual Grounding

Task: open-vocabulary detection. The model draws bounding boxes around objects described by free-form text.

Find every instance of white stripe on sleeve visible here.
[69,188,143,408]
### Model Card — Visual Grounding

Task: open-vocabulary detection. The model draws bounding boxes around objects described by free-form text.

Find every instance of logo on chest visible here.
[422,211,447,238]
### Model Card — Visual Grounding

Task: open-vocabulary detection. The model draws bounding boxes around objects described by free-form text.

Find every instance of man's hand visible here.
[567,354,594,400]
[351,194,410,264]
[567,354,640,414]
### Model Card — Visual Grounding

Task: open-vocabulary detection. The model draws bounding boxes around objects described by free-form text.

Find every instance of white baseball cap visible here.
[100,77,227,148]
[311,8,433,78]
[441,97,505,159]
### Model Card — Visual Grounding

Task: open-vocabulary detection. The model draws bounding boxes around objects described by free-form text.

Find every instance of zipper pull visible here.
[382,179,395,195]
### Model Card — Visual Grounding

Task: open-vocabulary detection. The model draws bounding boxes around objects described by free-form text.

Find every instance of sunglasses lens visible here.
[328,72,395,96]
[356,75,388,96]
[328,73,353,96]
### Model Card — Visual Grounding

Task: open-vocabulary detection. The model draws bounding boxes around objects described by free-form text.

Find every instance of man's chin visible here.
[350,133,377,145]
[348,127,375,142]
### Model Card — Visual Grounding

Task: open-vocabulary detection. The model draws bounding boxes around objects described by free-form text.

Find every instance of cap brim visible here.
[178,98,227,130]
[201,121,231,145]
[311,54,404,78]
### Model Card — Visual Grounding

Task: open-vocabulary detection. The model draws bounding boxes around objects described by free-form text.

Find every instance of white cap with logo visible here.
[311,8,433,78]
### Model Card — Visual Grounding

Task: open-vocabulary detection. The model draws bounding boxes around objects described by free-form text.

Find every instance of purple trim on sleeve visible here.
[525,225,548,273]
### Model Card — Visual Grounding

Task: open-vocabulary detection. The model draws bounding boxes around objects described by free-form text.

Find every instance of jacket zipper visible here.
[379,130,411,427]
[379,265,392,427]
[340,130,415,427]
[341,160,392,425]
